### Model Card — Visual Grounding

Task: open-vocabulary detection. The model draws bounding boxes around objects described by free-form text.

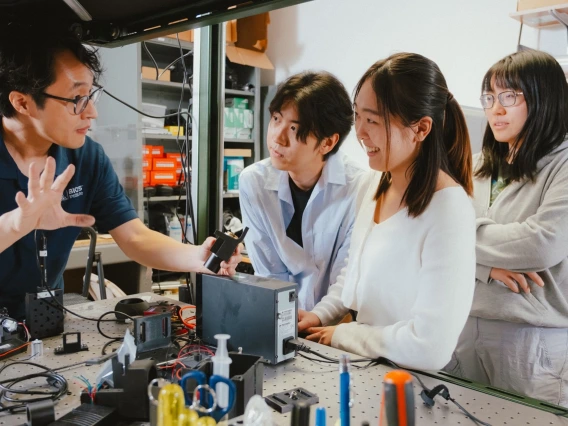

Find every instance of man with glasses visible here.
[0,30,241,319]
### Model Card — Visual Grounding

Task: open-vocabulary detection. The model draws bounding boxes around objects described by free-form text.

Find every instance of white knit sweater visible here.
[311,171,476,370]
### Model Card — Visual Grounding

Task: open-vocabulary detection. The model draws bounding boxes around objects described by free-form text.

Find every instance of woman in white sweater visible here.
[298,53,477,371]
[447,50,568,406]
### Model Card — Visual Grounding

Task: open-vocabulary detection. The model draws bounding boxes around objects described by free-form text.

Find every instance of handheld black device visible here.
[204,227,248,273]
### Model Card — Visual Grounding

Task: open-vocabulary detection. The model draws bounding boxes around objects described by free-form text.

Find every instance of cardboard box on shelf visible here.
[142,145,152,156]
[236,129,252,140]
[142,156,152,171]
[152,158,177,171]
[150,171,176,186]
[165,20,237,43]
[165,30,193,42]
[141,66,171,82]
[166,153,183,166]
[224,148,252,157]
[164,125,184,136]
[232,108,253,140]
[143,171,149,186]
[226,13,274,69]
[224,107,237,138]
[150,145,164,158]
[517,0,568,10]
[224,157,245,192]
[164,15,272,69]
[142,103,167,129]
[225,97,249,109]
[233,108,245,129]
[243,109,254,128]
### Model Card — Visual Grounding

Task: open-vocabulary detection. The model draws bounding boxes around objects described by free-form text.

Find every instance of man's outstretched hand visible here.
[12,157,95,233]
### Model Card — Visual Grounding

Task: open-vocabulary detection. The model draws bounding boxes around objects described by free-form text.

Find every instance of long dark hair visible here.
[476,50,568,181]
[354,52,472,217]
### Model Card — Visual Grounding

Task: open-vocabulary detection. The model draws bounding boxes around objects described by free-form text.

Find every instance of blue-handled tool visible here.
[339,354,351,426]
[179,370,236,422]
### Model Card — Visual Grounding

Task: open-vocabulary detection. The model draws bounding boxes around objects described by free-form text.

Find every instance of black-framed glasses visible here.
[41,85,104,115]
[480,90,524,109]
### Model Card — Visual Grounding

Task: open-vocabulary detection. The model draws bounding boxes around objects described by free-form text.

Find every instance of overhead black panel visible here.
[0,0,312,47]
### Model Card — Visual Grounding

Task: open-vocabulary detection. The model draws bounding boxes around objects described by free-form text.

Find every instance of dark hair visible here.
[476,50,568,181]
[0,28,102,118]
[269,71,353,160]
[354,52,473,217]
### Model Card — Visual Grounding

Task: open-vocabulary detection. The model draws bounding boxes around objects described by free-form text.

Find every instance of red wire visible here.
[0,342,30,358]
[179,306,196,329]
[18,322,31,342]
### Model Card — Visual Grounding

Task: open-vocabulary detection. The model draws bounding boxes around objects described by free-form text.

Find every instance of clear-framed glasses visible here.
[41,85,104,115]
[480,90,523,109]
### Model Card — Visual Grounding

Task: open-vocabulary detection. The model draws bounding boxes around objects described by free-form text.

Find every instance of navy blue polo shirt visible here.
[0,131,138,319]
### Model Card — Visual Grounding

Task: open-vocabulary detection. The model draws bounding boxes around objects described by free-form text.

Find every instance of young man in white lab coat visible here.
[239,71,365,310]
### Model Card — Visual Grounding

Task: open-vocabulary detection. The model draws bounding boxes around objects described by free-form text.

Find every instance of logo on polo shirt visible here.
[62,185,84,201]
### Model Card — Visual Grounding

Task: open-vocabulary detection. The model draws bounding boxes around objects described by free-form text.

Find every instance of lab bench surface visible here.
[0,293,566,426]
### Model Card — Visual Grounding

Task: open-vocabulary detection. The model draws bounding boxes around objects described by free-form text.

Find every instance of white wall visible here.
[262,0,566,164]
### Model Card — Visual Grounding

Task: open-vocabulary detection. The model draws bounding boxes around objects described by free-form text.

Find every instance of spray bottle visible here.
[212,334,232,411]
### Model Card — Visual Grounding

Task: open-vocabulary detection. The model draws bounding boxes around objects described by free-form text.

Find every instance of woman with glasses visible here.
[447,50,568,407]
[298,53,476,370]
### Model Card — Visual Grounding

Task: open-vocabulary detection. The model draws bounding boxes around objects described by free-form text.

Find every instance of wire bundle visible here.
[0,361,68,413]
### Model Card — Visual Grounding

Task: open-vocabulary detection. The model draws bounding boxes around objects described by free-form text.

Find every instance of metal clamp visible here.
[54,332,88,355]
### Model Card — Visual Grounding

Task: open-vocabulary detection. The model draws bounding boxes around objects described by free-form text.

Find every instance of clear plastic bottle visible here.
[169,214,183,243]
[212,334,232,410]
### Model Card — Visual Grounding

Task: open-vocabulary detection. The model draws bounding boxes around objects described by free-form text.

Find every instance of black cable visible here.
[33,230,132,322]
[285,339,375,364]
[160,50,193,80]
[142,41,159,80]
[0,361,68,413]
[174,33,196,303]
[450,396,492,426]
[96,311,134,340]
[102,89,192,119]
[101,338,123,355]
[383,359,491,426]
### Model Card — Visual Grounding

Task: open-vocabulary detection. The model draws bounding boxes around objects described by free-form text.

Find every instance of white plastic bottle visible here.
[212,334,232,410]
[169,214,183,243]
[185,216,194,244]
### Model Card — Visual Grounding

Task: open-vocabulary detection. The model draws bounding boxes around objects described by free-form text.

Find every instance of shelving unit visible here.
[510,3,568,27]
[225,138,254,143]
[226,89,255,97]
[145,195,187,202]
[140,34,261,244]
[142,134,192,141]
[141,79,187,90]
[510,3,568,75]
[223,192,240,198]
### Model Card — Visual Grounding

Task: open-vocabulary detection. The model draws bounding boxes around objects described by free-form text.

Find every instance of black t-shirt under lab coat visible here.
[286,176,314,248]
